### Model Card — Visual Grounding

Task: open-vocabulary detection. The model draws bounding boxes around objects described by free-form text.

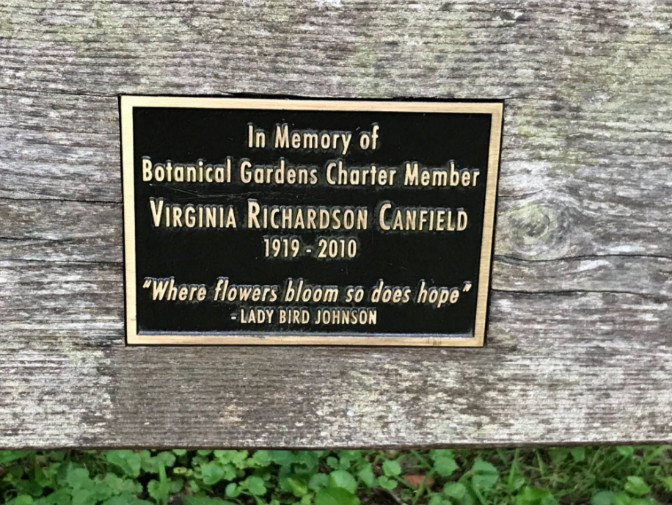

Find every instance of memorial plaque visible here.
[120,97,503,346]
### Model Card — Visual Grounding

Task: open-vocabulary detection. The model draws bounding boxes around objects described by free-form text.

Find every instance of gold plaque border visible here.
[120,96,503,346]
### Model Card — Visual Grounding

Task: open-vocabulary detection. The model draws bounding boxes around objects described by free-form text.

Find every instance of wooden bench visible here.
[1,0,670,448]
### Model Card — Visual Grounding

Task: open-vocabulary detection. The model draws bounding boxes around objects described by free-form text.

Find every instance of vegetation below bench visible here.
[1,447,670,505]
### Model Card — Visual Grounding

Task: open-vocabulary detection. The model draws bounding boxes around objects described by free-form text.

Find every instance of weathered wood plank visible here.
[1,274,669,447]
[0,0,671,447]
[1,1,671,99]
[2,91,671,259]
[2,198,671,298]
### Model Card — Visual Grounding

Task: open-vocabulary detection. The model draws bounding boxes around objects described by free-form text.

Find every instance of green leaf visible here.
[428,496,446,505]
[570,447,586,462]
[429,449,455,461]
[329,470,357,493]
[310,473,330,491]
[147,480,170,503]
[376,476,397,490]
[591,491,616,505]
[105,451,142,478]
[0,451,33,464]
[36,489,71,505]
[443,482,467,499]
[548,448,569,466]
[170,478,183,494]
[101,497,153,505]
[471,459,499,490]
[295,452,321,472]
[100,473,142,495]
[270,451,295,466]
[182,498,236,505]
[34,465,53,488]
[434,456,458,477]
[72,489,95,505]
[287,477,309,497]
[659,476,672,491]
[612,493,634,505]
[515,486,558,505]
[244,476,267,496]
[250,450,272,467]
[278,475,293,495]
[515,478,528,493]
[141,451,176,473]
[357,464,375,488]
[200,463,225,485]
[382,460,402,477]
[223,465,236,480]
[214,450,247,468]
[14,496,35,505]
[624,476,650,497]
[339,455,354,468]
[14,479,43,499]
[65,467,91,490]
[315,487,360,505]
[327,456,340,470]
[225,483,240,498]
[616,446,634,458]
[631,500,656,505]
[172,449,187,456]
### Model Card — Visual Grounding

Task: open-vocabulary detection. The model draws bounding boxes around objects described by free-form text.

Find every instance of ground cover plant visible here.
[0,447,670,505]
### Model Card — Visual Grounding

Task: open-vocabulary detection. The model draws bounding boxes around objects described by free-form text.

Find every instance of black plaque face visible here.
[121,97,502,346]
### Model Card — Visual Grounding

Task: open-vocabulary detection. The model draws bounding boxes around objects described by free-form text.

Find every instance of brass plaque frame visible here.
[121,96,503,346]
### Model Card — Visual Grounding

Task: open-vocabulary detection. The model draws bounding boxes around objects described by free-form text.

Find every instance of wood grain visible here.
[0,0,671,448]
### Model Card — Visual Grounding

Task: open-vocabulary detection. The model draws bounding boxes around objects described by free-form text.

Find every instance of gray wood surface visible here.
[1,0,671,448]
